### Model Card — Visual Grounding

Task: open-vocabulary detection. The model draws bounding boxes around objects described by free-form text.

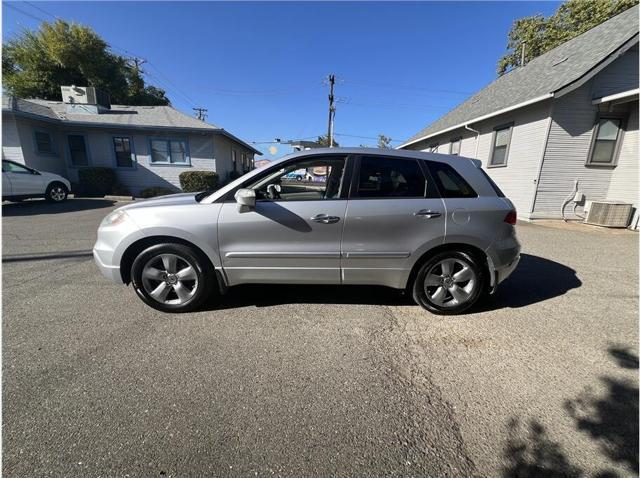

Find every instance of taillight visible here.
[504,210,517,225]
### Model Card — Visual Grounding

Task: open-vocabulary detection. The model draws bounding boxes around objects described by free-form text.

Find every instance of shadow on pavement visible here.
[2,198,115,216]
[205,253,578,311]
[203,284,411,310]
[502,348,639,477]
[479,253,581,311]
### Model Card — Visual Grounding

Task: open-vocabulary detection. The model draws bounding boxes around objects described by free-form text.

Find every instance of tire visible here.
[45,182,68,202]
[412,250,485,315]
[296,175,302,181]
[131,243,215,313]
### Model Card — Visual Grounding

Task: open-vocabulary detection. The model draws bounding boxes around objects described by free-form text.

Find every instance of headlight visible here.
[101,210,128,227]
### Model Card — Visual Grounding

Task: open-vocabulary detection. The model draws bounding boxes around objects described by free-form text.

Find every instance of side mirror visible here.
[234,188,256,209]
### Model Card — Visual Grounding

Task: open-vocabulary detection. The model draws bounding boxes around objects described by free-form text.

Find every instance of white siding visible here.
[10,116,68,177]
[2,115,24,162]
[82,130,216,195]
[533,80,623,218]
[407,100,552,217]
[607,102,639,226]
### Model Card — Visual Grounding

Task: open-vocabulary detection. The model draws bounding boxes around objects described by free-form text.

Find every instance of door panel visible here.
[6,172,43,195]
[341,197,445,288]
[218,200,347,285]
[2,173,11,196]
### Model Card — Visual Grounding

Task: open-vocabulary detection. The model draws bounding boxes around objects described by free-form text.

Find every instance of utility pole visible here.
[520,42,526,67]
[193,107,208,121]
[326,74,336,147]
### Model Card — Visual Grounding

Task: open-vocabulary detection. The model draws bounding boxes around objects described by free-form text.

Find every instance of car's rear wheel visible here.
[412,251,485,315]
[131,243,214,313]
[45,182,68,202]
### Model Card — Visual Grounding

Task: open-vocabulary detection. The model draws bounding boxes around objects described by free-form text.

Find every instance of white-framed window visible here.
[113,137,135,168]
[587,116,625,166]
[149,139,189,165]
[449,138,461,156]
[34,129,54,154]
[489,123,513,167]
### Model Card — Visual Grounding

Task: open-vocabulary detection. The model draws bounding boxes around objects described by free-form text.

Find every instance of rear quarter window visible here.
[478,168,505,197]
[427,161,477,198]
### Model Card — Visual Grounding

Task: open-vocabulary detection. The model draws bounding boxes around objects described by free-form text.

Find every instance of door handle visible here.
[413,209,442,219]
[310,214,340,224]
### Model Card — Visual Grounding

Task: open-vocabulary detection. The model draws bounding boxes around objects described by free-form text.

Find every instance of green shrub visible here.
[110,182,131,196]
[179,170,219,192]
[77,167,117,197]
[139,187,175,198]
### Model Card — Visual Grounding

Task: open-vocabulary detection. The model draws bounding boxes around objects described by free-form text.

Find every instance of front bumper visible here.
[93,248,123,284]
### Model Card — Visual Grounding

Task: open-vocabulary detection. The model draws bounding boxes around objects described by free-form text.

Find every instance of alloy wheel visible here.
[50,186,66,201]
[141,253,199,305]
[423,257,477,308]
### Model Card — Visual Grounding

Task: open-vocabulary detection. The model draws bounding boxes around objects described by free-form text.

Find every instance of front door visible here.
[218,155,349,285]
[341,155,446,288]
[2,160,43,195]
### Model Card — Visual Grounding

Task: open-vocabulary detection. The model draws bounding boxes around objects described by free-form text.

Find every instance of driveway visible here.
[2,199,638,477]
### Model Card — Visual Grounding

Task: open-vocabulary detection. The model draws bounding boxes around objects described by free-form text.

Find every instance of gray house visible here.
[2,86,261,195]
[400,6,639,228]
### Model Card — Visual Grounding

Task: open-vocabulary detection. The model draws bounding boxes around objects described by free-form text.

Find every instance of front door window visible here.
[250,157,346,201]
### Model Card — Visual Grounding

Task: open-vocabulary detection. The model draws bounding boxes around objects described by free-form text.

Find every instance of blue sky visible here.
[3,1,560,157]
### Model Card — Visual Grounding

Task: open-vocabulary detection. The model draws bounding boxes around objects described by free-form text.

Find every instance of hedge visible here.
[139,187,175,198]
[77,167,117,197]
[179,170,219,193]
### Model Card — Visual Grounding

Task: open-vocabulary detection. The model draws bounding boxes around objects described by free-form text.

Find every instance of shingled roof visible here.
[400,5,639,148]
[2,96,261,154]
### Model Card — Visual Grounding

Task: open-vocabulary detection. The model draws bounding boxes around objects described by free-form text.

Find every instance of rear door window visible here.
[427,161,477,198]
[354,156,430,198]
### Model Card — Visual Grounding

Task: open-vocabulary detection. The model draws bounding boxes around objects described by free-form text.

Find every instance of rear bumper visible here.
[496,254,520,284]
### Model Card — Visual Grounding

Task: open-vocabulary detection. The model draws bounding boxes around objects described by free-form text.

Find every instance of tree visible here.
[316,134,340,147]
[377,134,392,149]
[497,0,638,75]
[3,19,169,105]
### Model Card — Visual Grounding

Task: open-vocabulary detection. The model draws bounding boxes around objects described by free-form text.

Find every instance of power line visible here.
[23,1,57,20]
[343,78,471,96]
[4,2,46,23]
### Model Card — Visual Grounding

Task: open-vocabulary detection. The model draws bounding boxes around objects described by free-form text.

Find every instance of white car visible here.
[2,160,71,202]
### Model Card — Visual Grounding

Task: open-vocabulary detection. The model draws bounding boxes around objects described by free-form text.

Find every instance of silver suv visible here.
[94,148,520,315]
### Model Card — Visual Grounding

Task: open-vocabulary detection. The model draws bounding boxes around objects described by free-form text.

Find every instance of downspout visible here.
[464,124,480,158]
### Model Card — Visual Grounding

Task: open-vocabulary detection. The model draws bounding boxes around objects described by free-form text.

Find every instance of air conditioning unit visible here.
[584,201,633,228]
[61,86,111,109]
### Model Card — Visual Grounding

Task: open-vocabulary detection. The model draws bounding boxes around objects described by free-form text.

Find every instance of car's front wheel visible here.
[45,182,68,202]
[412,251,485,315]
[131,243,215,313]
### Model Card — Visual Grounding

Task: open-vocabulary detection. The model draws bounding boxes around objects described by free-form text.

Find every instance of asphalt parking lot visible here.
[3,198,638,477]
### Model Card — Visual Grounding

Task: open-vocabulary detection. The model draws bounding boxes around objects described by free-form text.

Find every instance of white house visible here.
[400,6,639,228]
[2,86,261,195]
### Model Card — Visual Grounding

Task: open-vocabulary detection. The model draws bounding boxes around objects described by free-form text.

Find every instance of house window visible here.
[587,117,624,166]
[232,150,238,171]
[113,137,134,168]
[150,139,188,164]
[68,134,88,166]
[34,130,54,154]
[449,138,461,156]
[489,124,513,167]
